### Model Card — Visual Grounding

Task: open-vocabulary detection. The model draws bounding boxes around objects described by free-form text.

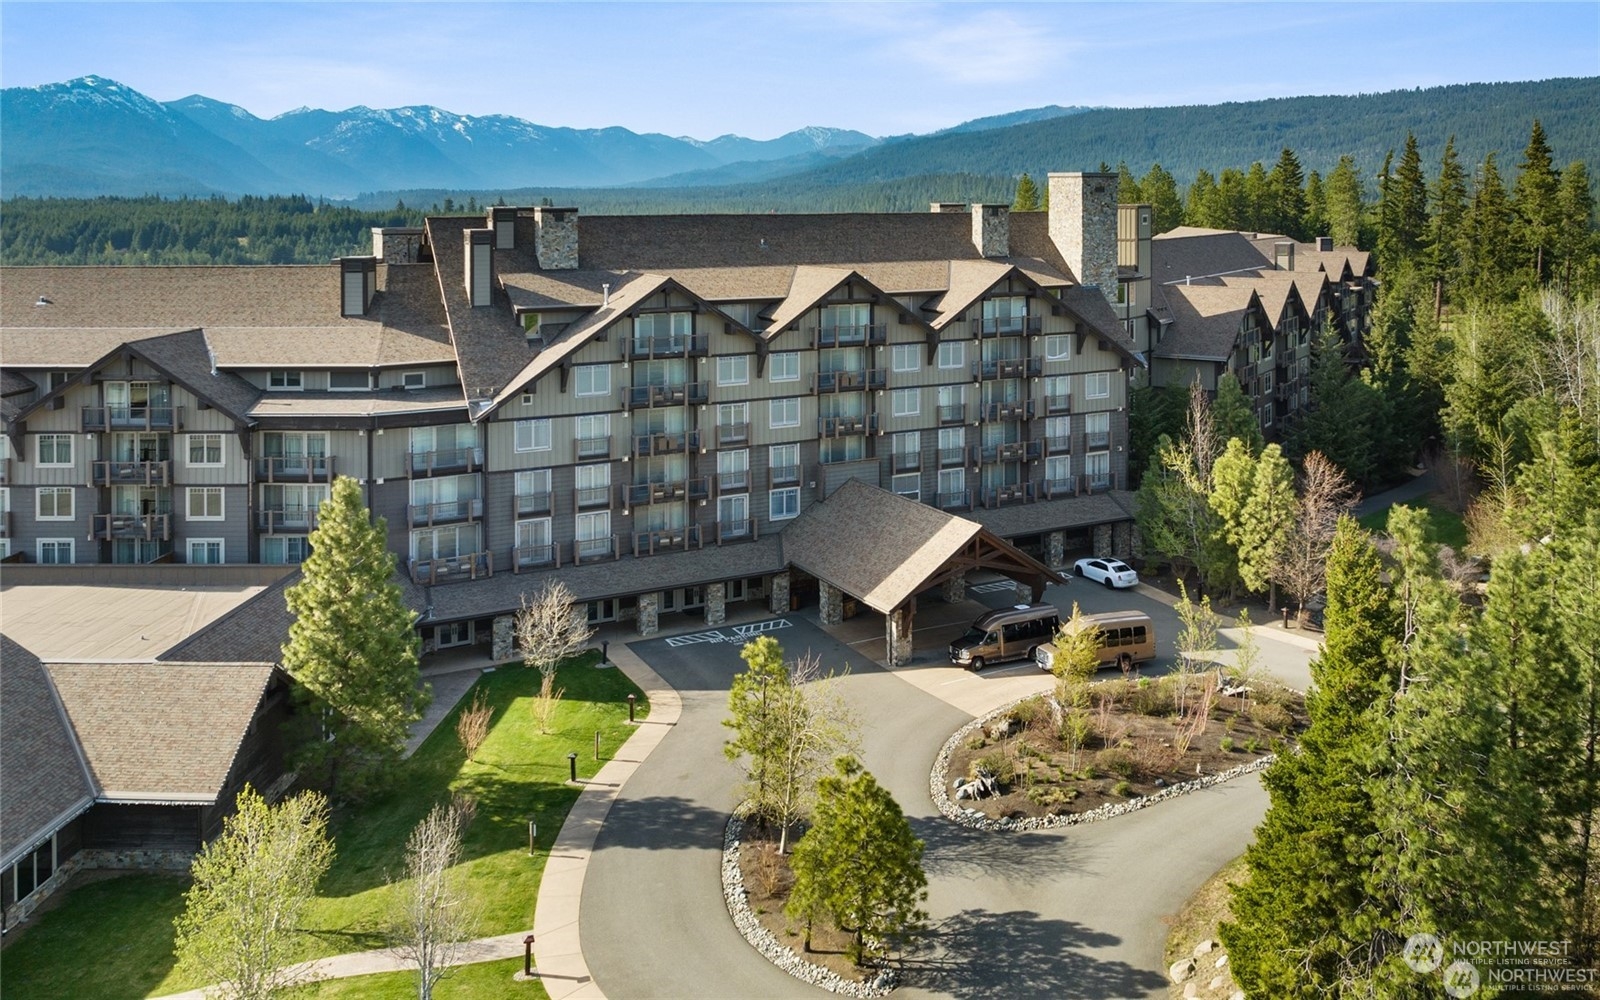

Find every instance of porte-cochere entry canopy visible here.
[781,479,1067,665]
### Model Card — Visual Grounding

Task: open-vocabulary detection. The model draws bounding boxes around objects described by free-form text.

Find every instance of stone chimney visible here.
[490,206,517,250]
[339,256,378,317]
[1047,171,1119,302]
[464,229,494,307]
[533,206,579,270]
[371,227,423,264]
[1274,241,1295,271]
[971,204,1010,258]
[929,202,967,213]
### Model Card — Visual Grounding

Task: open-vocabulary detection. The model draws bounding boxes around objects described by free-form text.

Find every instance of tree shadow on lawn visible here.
[901,908,1167,999]
[915,818,1097,883]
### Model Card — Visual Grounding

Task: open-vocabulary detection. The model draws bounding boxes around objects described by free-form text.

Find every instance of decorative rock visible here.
[1210,975,1226,991]
[1169,958,1197,984]
[1182,982,1199,999]
[1194,938,1219,957]
[1216,953,1229,969]
[986,716,1019,741]
[1230,992,1246,1000]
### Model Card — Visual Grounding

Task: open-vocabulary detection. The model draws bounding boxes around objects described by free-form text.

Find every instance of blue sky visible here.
[2,2,1596,139]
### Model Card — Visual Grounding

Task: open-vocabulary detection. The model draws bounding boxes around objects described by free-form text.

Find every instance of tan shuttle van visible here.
[1033,610,1157,673]
[949,604,1061,671]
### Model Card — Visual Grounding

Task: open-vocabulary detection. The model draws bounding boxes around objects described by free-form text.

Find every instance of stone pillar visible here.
[1046,531,1066,569]
[1112,522,1134,562]
[705,582,727,627]
[942,572,967,603]
[1093,523,1114,558]
[637,592,660,637]
[1014,581,1032,605]
[492,615,516,662]
[769,571,791,615]
[819,581,844,626]
[886,601,915,667]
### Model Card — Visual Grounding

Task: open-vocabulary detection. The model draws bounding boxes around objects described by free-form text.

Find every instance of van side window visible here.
[1132,626,1147,643]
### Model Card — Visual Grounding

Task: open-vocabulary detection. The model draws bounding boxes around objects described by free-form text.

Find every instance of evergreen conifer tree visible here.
[1138,162,1184,234]
[1324,155,1365,249]
[1512,118,1562,283]
[1268,147,1308,240]
[1426,135,1469,313]
[1011,173,1041,213]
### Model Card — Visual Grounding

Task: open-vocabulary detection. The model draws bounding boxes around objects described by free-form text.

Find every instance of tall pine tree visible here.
[1512,118,1562,283]
[1324,155,1365,249]
[1268,147,1309,240]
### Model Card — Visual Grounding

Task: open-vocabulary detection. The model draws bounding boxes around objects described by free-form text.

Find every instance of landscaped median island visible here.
[932,668,1305,831]
[0,652,645,1000]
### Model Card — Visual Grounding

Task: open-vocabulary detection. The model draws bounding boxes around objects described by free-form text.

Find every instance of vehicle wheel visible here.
[1074,565,1085,576]
[1117,652,1133,672]
[970,656,986,672]
[1103,577,1114,589]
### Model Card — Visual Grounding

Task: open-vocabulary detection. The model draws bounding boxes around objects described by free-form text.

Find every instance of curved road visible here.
[581,610,1282,999]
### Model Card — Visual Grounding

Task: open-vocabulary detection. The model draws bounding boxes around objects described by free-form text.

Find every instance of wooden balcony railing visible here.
[257,455,335,482]
[981,400,1035,422]
[808,323,886,348]
[93,460,170,487]
[81,405,183,432]
[409,551,492,585]
[407,497,483,527]
[817,414,877,438]
[982,483,1035,508]
[623,333,708,360]
[407,447,482,477]
[516,492,553,516]
[812,369,886,394]
[973,358,1042,380]
[93,512,171,541]
[622,383,707,410]
[258,507,319,533]
[573,536,619,563]
[624,478,709,507]
[631,431,700,457]
[969,316,1041,337]
[512,544,562,572]
[632,525,703,557]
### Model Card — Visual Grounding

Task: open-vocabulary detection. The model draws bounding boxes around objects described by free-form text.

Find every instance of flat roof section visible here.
[0,584,267,660]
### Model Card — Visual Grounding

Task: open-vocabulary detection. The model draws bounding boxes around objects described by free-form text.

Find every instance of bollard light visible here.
[523,933,536,977]
[567,751,578,782]
[594,729,601,760]
[627,693,636,723]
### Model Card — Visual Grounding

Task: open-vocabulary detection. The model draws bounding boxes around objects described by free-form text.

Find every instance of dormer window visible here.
[269,371,303,391]
[329,371,375,391]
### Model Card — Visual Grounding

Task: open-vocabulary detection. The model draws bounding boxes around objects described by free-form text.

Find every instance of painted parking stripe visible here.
[663,618,793,647]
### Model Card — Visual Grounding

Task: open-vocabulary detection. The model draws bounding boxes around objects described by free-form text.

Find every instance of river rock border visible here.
[722,811,899,997]
[930,694,1277,832]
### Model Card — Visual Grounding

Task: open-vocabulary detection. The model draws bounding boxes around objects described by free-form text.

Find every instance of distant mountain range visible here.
[3,75,1596,206]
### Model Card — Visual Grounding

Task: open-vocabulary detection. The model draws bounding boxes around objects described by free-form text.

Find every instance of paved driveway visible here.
[580,615,1273,999]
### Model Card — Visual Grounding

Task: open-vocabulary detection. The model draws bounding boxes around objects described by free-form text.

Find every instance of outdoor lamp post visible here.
[567,751,578,782]
[627,693,636,722]
[523,933,536,977]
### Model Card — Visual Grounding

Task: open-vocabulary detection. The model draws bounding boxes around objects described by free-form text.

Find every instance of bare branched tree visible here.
[455,689,492,763]
[1186,375,1221,487]
[1275,451,1360,619]
[765,653,860,854]
[530,671,566,736]
[516,582,594,735]
[391,795,480,1000]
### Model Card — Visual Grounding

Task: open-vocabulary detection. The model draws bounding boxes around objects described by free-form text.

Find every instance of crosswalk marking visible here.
[969,581,1018,595]
[664,618,794,647]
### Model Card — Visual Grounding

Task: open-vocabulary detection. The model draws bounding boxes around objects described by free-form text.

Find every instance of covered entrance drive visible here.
[781,480,1066,665]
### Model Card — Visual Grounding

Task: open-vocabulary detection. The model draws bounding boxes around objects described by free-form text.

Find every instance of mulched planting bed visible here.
[735,818,891,986]
[947,673,1307,821]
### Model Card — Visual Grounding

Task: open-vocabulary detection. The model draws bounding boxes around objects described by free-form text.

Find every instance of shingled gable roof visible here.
[1154,282,1261,362]
[1151,230,1276,287]
[1219,271,1309,330]
[158,571,299,665]
[12,328,261,428]
[0,636,96,869]
[45,661,276,805]
[926,260,1017,331]
[762,266,936,339]
[780,479,1065,615]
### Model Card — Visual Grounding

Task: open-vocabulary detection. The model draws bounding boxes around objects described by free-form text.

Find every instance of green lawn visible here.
[1357,495,1470,551]
[299,958,546,999]
[0,654,645,1000]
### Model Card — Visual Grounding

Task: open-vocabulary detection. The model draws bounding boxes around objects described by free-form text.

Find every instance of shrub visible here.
[964,733,986,751]
[1013,698,1050,730]
[1253,680,1296,707]
[1250,702,1294,734]
[1112,780,1136,797]
[1219,736,1236,752]
[971,751,1016,786]
[1130,677,1176,716]
[1095,747,1138,779]
[1245,737,1262,753]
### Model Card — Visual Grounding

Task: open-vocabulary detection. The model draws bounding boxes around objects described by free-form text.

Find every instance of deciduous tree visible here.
[391,796,480,1000]
[283,475,426,799]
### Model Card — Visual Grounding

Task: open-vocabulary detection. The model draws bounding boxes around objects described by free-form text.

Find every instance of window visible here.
[892,388,920,417]
[36,487,73,520]
[937,468,966,500]
[1046,455,1072,485]
[769,443,799,484]
[1044,335,1071,360]
[575,511,612,558]
[262,535,311,565]
[768,352,800,382]
[769,398,800,429]
[515,418,552,452]
[185,487,224,520]
[186,433,223,467]
[1086,371,1111,399]
[48,371,73,391]
[982,295,1028,333]
[401,371,427,390]
[717,493,750,535]
[891,344,920,373]
[188,539,225,564]
[268,370,303,390]
[936,341,965,370]
[329,370,374,390]
[769,486,800,520]
[36,434,72,467]
[717,402,749,430]
[1084,411,1110,448]
[37,539,74,564]
[717,355,749,386]
[574,365,610,397]
[1084,450,1111,489]
[718,449,750,492]
[891,473,921,500]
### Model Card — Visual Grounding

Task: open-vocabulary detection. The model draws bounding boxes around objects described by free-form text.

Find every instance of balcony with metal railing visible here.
[982,482,1035,508]
[623,333,709,360]
[716,422,750,447]
[93,460,171,487]
[817,414,877,438]
[937,403,967,426]
[716,470,750,494]
[407,497,483,527]
[93,511,172,541]
[1045,434,1072,455]
[769,464,801,487]
[936,490,973,511]
[978,440,1041,464]
[623,382,708,410]
[258,507,319,533]
[81,404,183,432]
[937,446,967,468]
[575,436,612,460]
[631,430,700,458]
[512,543,562,572]
[1085,431,1111,451]
[892,451,921,473]
[574,484,612,510]
[633,524,703,557]
[407,447,483,477]
[1085,472,1115,493]
[409,551,493,585]
[516,491,553,516]
[972,358,1042,380]
[256,455,335,482]
[573,536,619,563]
[1041,476,1078,499]
[969,316,1042,337]
[1044,394,1072,415]
[811,368,886,394]
[981,400,1035,422]
[809,324,887,348]
[625,477,709,507]
[711,518,759,544]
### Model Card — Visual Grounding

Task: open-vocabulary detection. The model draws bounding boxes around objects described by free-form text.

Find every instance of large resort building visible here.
[0,174,1374,656]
